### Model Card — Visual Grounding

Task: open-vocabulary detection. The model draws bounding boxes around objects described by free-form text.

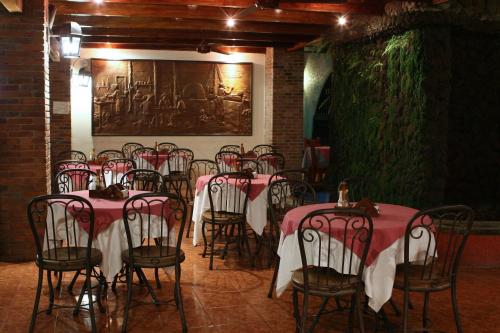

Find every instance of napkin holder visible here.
[90,184,129,200]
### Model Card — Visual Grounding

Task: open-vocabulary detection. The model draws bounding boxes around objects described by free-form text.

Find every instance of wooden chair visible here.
[101,158,136,187]
[54,169,97,194]
[185,159,220,238]
[121,142,144,159]
[157,142,178,153]
[267,179,316,298]
[393,205,474,333]
[202,172,252,270]
[120,169,163,192]
[27,194,104,333]
[131,147,158,170]
[236,158,262,174]
[56,150,87,162]
[215,151,242,173]
[97,149,124,160]
[164,148,194,197]
[53,160,90,175]
[293,208,373,333]
[121,192,188,333]
[252,144,276,156]
[257,152,285,175]
[219,144,240,153]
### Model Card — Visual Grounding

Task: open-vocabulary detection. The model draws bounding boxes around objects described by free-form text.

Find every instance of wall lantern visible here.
[59,22,83,58]
[77,67,91,87]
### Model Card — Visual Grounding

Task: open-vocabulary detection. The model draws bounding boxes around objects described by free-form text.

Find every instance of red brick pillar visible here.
[265,48,304,168]
[0,0,51,261]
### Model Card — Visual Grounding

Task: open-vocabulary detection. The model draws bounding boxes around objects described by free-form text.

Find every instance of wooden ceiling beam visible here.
[0,0,22,12]
[55,14,329,35]
[81,42,267,54]
[81,27,309,43]
[52,1,337,25]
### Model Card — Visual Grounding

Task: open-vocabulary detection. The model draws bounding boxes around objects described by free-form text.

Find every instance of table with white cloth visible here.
[135,152,186,176]
[46,190,177,282]
[191,174,273,246]
[276,203,435,312]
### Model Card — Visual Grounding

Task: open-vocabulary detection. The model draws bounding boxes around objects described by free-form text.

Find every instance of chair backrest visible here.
[158,142,178,153]
[237,158,262,174]
[120,169,163,192]
[252,144,276,156]
[122,142,144,159]
[297,208,373,290]
[132,147,159,170]
[219,144,240,153]
[268,179,316,231]
[122,192,187,264]
[215,151,242,173]
[56,150,87,162]
[54,169,97,194]
[207,172,252,216]
[27,194,95,265]
[187,159,220,200]
[167,148,194,175]
[102,158,137,187]
[257,152,285,175]
[403,205,474,286]
[268,168,308,185]
[97,149,124,161]
[54,160,90,174]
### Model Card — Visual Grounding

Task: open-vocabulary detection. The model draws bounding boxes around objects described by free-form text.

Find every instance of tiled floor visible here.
[1,231,499,332]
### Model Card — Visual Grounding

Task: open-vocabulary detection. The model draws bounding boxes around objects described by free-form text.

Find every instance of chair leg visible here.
[348,294,355,333]
[202,221,208,258]
[300,292,309,333]
[136,268,160,305]
[175,264,187,333]
[309,296,329,332]
[95,270,106,314]
[292,288,301,333]
[209,223,216,270]
[451,279,464,333]
[121,266,134,333]
[423,291,430,329]
[403,289,410,333]
[46,270,55,315]
[67,271,80,294]
[154,268,162,289]
[356,290,365,333]
[267,257,280,299]
[29,268,43,333]
[55,271,62,290]
[185,205,194,238]
[86,267,97,333]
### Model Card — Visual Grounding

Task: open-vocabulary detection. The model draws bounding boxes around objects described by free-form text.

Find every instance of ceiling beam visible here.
[55,14,329,35]
[81,42,267,54]
[52,1,337,25]
[0,0,22,12]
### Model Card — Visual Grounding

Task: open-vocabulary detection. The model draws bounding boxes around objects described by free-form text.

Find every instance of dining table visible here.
[275,203,435,312]
[135,152,187,176]
[45,190,177,282]
[191,173,274,246]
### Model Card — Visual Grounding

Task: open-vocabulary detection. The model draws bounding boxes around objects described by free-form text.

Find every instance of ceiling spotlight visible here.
[337,15,347,26]
[274,8,282,14]
[94,0,103,4]
[226,18,236,27]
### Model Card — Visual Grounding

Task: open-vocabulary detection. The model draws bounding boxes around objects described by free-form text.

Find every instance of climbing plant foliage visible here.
[330,30,428,208]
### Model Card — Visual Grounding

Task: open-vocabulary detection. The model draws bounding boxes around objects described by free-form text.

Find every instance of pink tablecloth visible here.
[281,203,418,266]
[68,190,173,238]
[138,153,170,169]
[195,174,272,201]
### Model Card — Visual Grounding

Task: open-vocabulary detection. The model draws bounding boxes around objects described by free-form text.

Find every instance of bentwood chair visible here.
[27,194,104,333]
[219,144,240,153]
[120,169,164,192]
[257,152,285,175]
[293,208,373,333]
[267,179,316,298]
[164,148,194,197]
[56,150,87,162]
[157,142,178,153]
[268,168,309,185]
[101,158,136,187]
[121,193,188,333]
[236,158,262,174]
[393,205,474,333]
[131,147,159,170]
[54,160,90,174]
[97,149,124,161]
[252,144,276,156]
[215,151,242,173]
[54,169,97,194]
[202,172,252,270]
[122,142,144,159]
[185,159,220,238]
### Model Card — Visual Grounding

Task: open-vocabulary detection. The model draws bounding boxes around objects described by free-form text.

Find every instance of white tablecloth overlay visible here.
[45,203,177,282]
[191,181,268,246]
[134,156,185,176]
[276,228,435,312]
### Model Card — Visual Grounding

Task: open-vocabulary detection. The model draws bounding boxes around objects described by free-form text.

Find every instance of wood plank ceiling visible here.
[51,0,388,53]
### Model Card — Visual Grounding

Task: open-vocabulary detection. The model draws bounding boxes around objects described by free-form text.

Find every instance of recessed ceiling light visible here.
[94,0,103,4]
[226,18,236,27]
[274,8,282,14]
[187,4,198,10]
[337,15,347,26]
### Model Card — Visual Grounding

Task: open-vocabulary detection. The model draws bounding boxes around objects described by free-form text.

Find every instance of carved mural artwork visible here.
[91,59,253,136]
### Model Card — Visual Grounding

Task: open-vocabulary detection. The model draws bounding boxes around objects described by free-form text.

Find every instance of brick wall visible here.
[0,0,50,261]
[50,58,71,167]
[265,48,304,168]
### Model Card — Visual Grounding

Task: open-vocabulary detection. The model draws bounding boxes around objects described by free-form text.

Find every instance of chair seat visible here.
[393,264,451,291]
[292,266,360,295]
[201,210,245,224]
[122,246,185,268]
[38,247,102,271]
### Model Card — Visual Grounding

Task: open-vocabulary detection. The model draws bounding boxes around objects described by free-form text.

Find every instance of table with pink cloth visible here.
[219,155,280,175]
[276,203,435,312]
[62,162,130,189]
[135,152,186,176]
[301,146,330,169]
[191,174,273,246]
[45,190,177,282]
